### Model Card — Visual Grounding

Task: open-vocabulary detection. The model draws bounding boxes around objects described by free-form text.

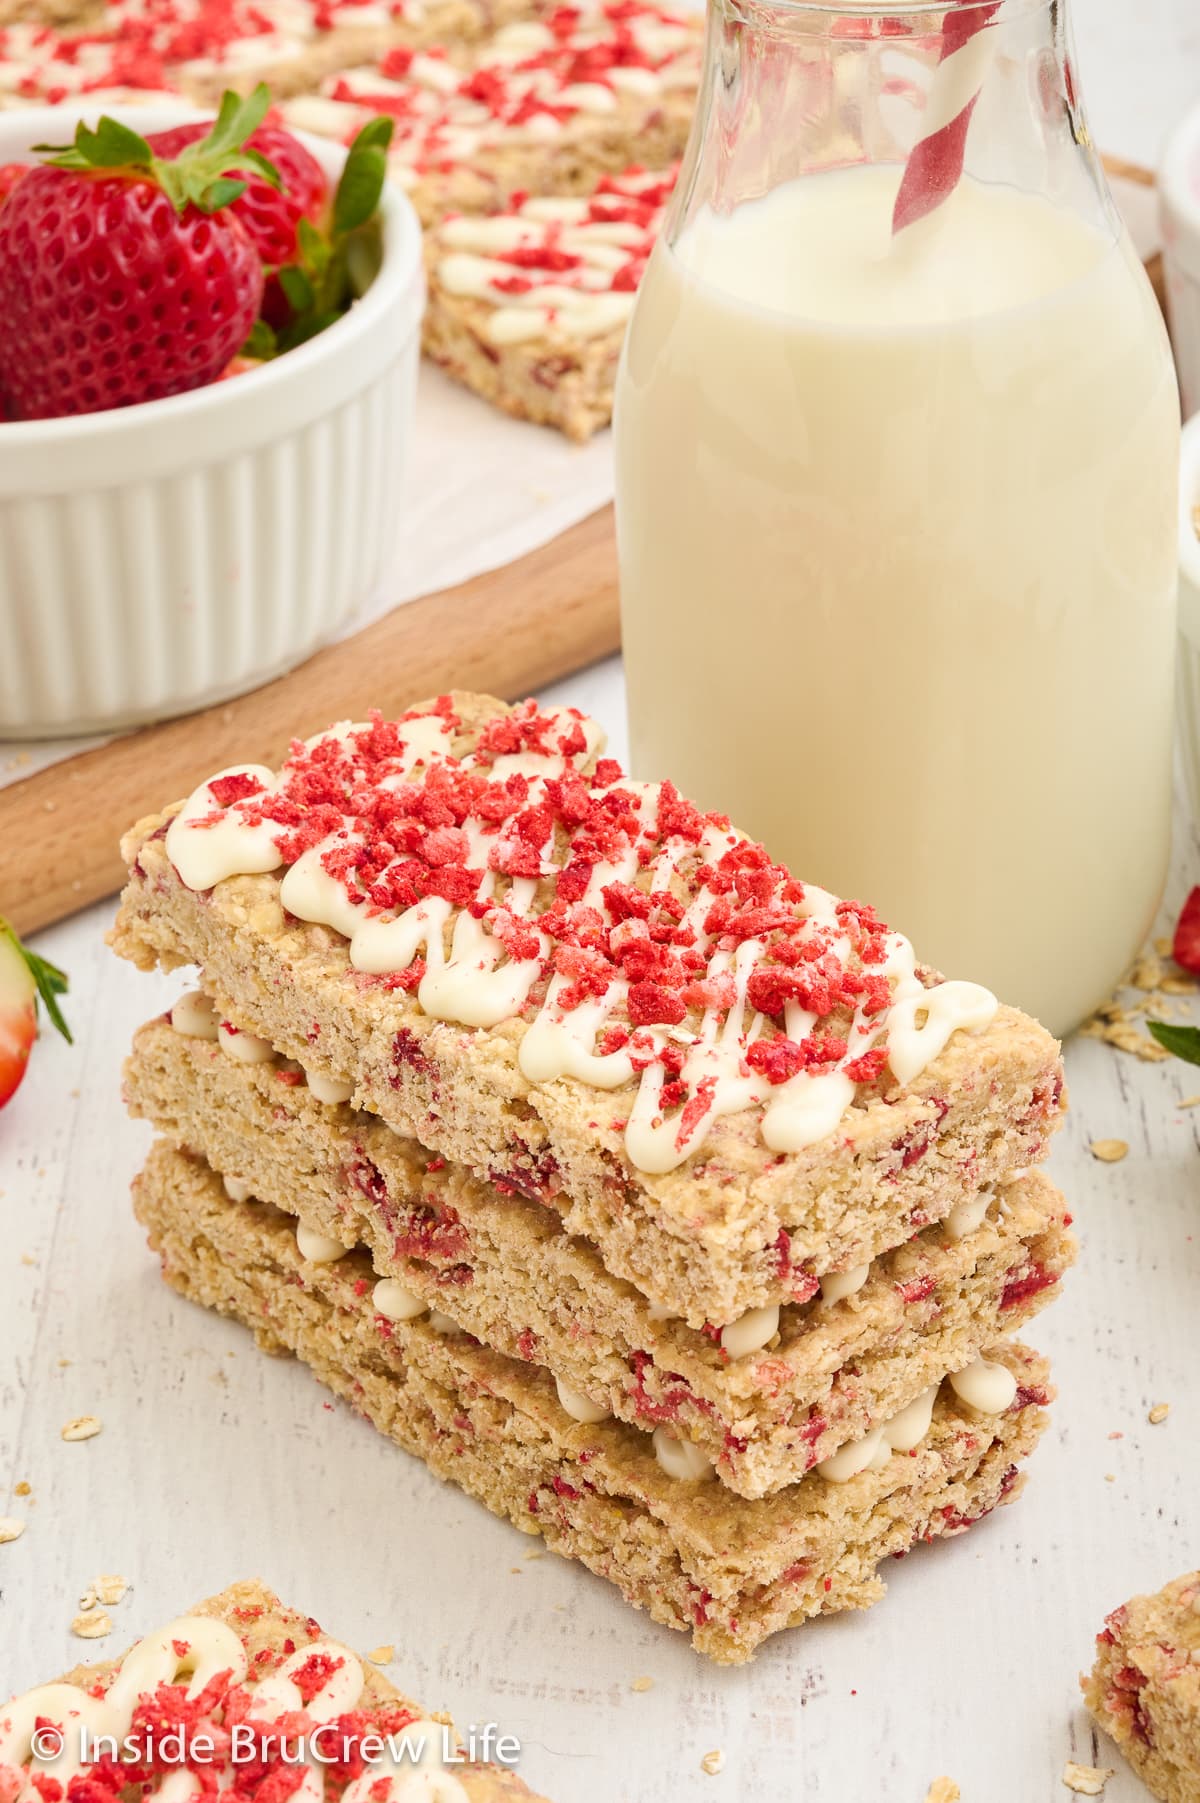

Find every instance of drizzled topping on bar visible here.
[0,1612,465,1802]
[164,698,999,1174]
[0,0,392,104]
[280,2,700,184]
[432,165,675,345]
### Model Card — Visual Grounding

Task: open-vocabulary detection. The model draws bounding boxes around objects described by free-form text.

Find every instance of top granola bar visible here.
[112,692,1064,1324]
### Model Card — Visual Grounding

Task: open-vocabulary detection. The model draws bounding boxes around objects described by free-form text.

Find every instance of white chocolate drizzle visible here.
[0,1612,466,1802]
[164,702,999,1176]
[432,169,675,346]
[278,5,700,188]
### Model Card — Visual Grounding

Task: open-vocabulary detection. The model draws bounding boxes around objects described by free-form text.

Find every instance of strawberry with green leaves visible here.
[249,115,394,356]
[145,118,329,269]
[0,86,279,420]
[0,919,70,1110]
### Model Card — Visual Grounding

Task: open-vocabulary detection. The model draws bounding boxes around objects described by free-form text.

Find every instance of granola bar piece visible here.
[0,1578,551,1802]
[133,1141,1054,1664]
[111,694,1066,1328]
[278,5,699,226]
[126,1008,1075,1498]
[1083,1571,1200,1803]
[422,166,674,441]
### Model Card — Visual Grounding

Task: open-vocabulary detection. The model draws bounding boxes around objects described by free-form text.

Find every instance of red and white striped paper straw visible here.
[891,2,1002,235]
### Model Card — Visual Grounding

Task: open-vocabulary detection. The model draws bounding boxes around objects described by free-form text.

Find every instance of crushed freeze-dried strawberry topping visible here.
[297,2,698,181]
[9,1619,424,1801]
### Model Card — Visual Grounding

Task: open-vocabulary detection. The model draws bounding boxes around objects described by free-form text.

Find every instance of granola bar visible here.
[278,5,699,226]
[133,1141,1054,1664]
[422,166,674,440]
[111,694,1066,1328]
[0,1578,551,1802]
[125,1007,1075,1498]
[1083,1571,1200,1803]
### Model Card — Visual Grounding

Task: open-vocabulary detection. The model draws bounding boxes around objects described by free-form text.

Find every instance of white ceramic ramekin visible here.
[1162,101,1200,421]
[1176,414,1200,823]
[0,103,425,737]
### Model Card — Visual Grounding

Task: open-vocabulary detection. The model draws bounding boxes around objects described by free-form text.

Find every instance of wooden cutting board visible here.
[0,504,619,938]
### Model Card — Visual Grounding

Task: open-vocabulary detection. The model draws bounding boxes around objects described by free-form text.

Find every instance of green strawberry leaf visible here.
[346,220,384,297]
[201,175,248,212]
[203,84,273,159]
[242,318,278,359]
[239,146,282,188]
[279,264,315,311]
[332,117,393,235]
[35,115,153,172]
[0,918,71,1044]
[1147,1021,1200,1066]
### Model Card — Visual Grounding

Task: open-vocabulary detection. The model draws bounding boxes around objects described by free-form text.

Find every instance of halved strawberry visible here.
[0,918,70,1109]
[1172,886,1200,975]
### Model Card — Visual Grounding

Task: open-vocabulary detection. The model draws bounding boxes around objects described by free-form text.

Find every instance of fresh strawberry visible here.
[0,919,70,1110]
[146,120,328,267]
[0,163,27,205]
[0,88,278,420]
[1173,886,1200,975]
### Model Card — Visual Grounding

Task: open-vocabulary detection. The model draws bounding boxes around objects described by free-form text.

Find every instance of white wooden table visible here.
[3,8,1200,1798]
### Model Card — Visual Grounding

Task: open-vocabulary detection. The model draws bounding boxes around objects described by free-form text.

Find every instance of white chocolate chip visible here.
[883,1383,940,1451]
[0,1518,25,1544]
[61,1415,102,1443]
[819,1263,870,1305]
[646,1301,675,1323]
[949,1355,1017,1414]
[1062,1763,1114,1796]
[426,1309,460,1334]
[305,1069,354,1105]
[218,1021,275,1065]
[170,990,219,1041]
[944,1195,990,1240]
[296,1223,345,1264]
[652,1429,715,1482]
[555,1376,610,1424]
[816,1426,885,1483]
[223,1175,254,1204]
[372,1278,427,1322]
[719,1303,780,1359]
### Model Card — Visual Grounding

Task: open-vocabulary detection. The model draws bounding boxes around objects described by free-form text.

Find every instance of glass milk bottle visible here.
[614,0,1179,1038]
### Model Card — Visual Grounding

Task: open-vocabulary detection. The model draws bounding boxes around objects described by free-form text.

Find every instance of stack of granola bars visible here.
[113,693,1073,1662]
[1,0,697,437]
